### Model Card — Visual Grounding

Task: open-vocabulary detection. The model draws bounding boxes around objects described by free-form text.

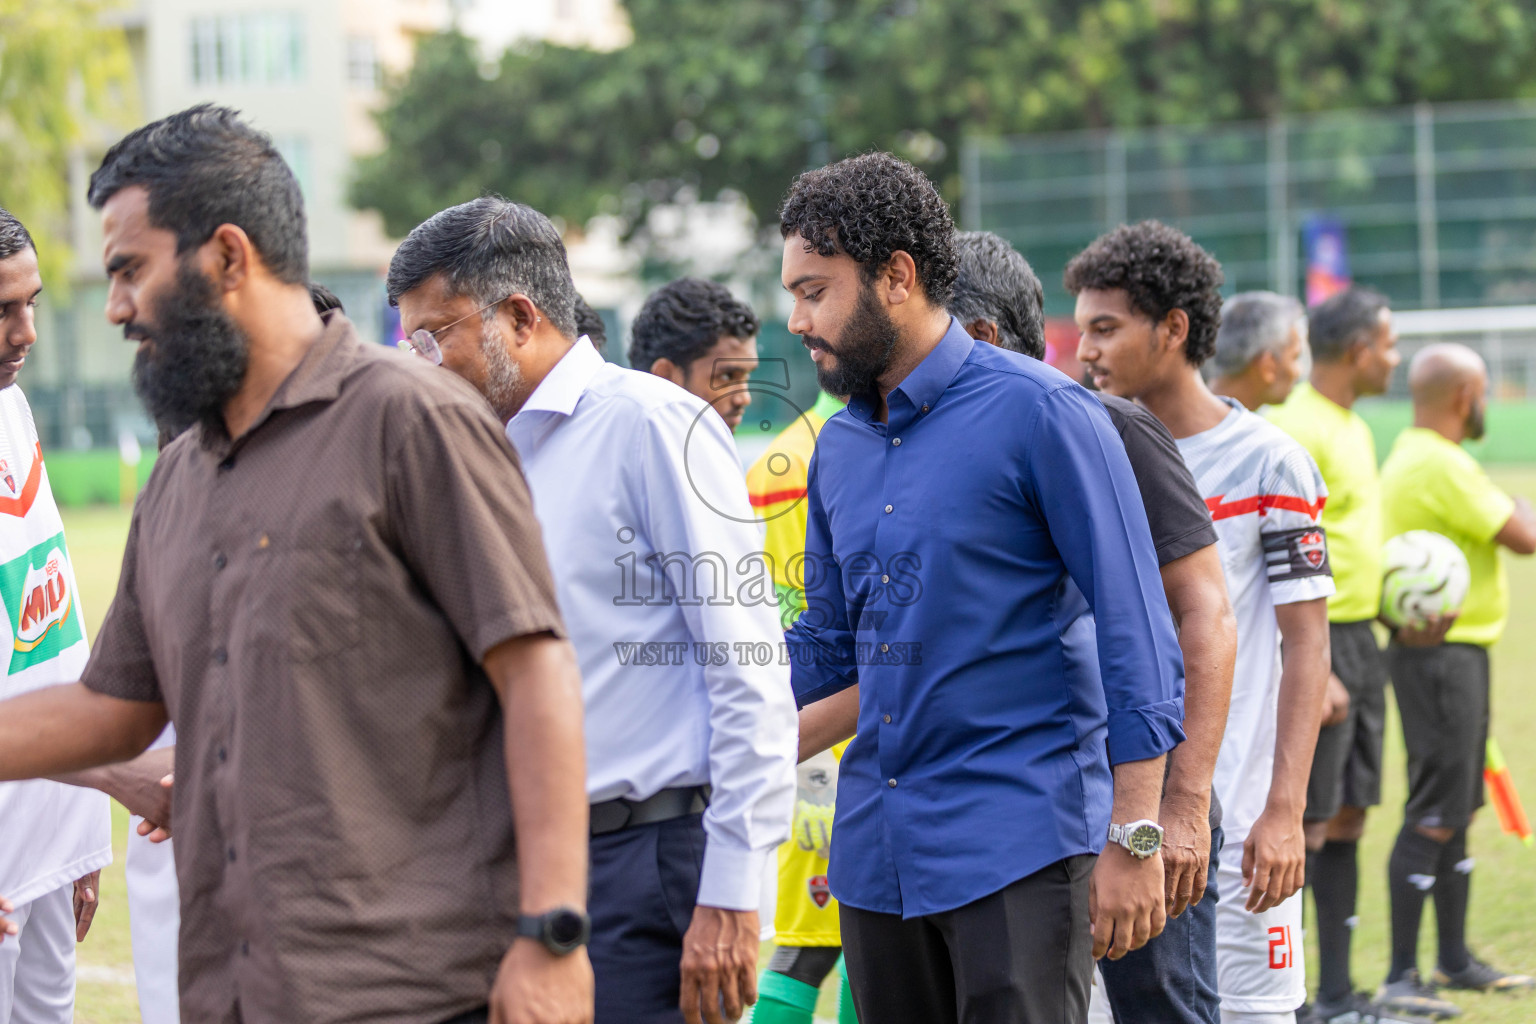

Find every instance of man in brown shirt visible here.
[0,106,593,1024]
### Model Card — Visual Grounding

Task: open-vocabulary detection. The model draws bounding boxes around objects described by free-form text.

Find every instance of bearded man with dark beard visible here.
[784,153,1186,1024]
[0,105,596,1024]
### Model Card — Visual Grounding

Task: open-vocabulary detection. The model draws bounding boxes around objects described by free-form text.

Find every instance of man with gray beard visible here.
[390,197,796,1024]
[0,105,594,1024]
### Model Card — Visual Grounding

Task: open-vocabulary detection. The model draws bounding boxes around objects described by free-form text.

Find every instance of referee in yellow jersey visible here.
[1265,288,1401,1023]
[745,390,853,1024]
[1375,344,1536,1019]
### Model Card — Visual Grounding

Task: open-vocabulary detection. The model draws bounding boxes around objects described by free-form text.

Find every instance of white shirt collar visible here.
[515,336,603,419]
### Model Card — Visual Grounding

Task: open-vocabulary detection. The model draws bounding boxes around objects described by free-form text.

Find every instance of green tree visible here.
[352,0,1536,240]
[0,0,136,286]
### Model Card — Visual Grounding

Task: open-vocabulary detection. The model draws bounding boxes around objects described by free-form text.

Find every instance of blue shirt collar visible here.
[848,317,975,425]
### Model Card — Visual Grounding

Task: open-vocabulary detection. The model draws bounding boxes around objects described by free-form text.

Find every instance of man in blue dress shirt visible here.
[785,153,1187,1024]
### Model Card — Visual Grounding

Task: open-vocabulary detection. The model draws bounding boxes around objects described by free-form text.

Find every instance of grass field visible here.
[58,468,1536,1023]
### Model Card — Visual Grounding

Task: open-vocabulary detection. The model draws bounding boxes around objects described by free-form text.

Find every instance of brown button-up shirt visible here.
[82,313,567,1024]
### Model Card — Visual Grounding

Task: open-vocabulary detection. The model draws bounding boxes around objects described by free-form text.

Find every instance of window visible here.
[346,36,378,89]
[189,13,305,86]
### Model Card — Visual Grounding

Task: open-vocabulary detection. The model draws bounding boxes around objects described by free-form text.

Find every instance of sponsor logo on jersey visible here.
[1297,530,1326,568]
[0,458,15,496]
[0,532,82,673]
[808,875,832,908]
[0,443,41,518]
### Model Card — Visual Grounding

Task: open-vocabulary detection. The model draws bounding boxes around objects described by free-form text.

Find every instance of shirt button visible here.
[921,404,929,413]
[227,847,237,863]
[214,552,227,570]
[882,714,892,724]
[887,778,898,788]
[212,647,228,666]
[217,747,227,763]
[218,457,235,473]
[892,437,902,446]
[880,643,890,652]
[884,504,893,514]
[881,574,890,583]
[241,940,250,956]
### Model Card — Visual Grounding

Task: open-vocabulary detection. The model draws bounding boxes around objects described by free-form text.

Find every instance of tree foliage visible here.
[0,0,135,287]
[352,0,1536,241]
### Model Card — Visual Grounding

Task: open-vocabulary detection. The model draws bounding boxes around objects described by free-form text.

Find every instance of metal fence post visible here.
[960,137,981,231]
[1268,116,1293,298]
[1415,102,1441,309]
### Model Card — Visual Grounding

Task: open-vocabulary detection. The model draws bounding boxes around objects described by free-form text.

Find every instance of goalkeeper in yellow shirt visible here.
[746,390,854,1024]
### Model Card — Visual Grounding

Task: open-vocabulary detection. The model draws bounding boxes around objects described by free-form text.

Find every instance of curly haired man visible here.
[1066,222,1337,1024]
[787,154,1187,1024]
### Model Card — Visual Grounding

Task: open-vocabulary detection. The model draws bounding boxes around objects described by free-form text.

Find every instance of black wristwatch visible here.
[517,907,591,956]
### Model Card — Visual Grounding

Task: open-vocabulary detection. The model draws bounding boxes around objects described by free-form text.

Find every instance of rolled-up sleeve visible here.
[1029,386,1185,765]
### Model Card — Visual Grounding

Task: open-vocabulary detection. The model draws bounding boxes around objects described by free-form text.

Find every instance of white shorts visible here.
[0,884,75,1024]
[1214,838,1305,1017]
[126,827,179,1024]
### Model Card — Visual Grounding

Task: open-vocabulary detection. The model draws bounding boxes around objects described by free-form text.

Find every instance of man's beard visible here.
[129,260,250,437]
[1467,396,1487,440]
[479,322,525,423]
[807,282,899,400]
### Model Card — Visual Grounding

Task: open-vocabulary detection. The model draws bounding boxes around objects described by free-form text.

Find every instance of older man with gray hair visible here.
[389,196,797,1024]
[1209,291,1307,411]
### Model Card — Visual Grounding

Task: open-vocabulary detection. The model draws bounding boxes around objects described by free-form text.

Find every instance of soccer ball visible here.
[1380,530,1471,628]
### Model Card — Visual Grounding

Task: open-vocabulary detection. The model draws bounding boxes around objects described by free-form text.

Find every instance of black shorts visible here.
[1387,641,1490,831]
[1305,620,1388,822]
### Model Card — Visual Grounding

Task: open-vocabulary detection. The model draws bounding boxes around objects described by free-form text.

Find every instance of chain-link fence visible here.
[963,99,1536,318]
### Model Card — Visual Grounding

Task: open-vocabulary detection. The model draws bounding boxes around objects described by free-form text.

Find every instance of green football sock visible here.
[749,970,819,1024]
[837,955,858,1024]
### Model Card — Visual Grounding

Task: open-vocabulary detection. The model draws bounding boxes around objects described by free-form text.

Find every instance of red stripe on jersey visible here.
[1206,492,1326,522]
[749,487,807,508]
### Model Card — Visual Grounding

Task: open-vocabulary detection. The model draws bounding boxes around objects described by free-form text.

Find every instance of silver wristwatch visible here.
[1107,819,1165,859]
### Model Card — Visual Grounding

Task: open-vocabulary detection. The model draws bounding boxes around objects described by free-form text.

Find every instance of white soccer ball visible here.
[1380,530,1471,628]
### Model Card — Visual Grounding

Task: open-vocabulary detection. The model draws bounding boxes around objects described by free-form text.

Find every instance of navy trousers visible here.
[1097,825,1223,1024]
[589,812,707,1024]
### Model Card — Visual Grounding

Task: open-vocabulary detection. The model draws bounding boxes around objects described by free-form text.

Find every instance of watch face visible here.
[547,910,586,947]
[1128,824,1162,856]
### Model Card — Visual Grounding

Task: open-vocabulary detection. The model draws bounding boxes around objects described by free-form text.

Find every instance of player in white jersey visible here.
[0,210,113,1023]
[1068,222,1334,1024]
[0,210,180,1024]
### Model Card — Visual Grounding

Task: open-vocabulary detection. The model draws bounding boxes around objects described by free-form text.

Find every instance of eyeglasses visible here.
[397,297,507,365]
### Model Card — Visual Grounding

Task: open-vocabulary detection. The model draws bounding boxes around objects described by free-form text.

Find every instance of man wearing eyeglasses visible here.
[391,197,797,1024]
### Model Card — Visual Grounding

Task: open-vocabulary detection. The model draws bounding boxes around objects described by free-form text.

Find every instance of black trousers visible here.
[840,855,1096,1024]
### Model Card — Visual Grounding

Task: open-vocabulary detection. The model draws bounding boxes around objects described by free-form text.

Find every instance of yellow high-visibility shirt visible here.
[746,391,849,945]
[1380,427,1516,647]
[1267,382,1382,623]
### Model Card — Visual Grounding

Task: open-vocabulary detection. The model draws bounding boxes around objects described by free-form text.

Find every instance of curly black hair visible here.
[1063,221,1225,368]
[779,152,958,307]
[627,277,760,371]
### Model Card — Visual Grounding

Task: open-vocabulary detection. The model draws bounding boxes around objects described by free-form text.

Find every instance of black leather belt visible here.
[590,785,711,836]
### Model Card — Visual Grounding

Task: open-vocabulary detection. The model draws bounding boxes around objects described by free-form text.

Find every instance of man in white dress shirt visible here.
[390,197,797,1024]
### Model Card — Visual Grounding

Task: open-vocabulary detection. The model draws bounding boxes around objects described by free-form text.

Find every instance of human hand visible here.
[135,773,174,843]
[0,895,14,944]
[1396,613,1456,648]
[73,871,100,941]
[1090,847,1166,960]
[489,939,593,1024]
[680,906,760,1023]
[1241,804,1305,913]
[1159,795,1211,918]
[1321,673,1351,727]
